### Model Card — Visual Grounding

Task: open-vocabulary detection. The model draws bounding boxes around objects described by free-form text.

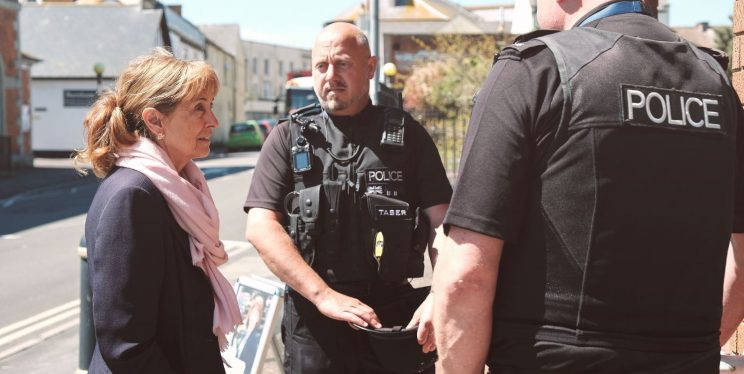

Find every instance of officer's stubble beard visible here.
[319,82,370,116]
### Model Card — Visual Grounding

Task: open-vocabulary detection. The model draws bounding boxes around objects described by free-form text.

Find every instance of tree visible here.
[403,34,502,118]
[714,16,733,73]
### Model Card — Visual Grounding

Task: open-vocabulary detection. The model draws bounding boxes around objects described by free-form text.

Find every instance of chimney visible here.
[167,5,182,16]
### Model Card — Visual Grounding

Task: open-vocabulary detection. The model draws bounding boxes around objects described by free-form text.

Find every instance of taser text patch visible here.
[622,84,724,132]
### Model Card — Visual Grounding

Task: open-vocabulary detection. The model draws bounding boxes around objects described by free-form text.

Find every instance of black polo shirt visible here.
[444,9,744,374]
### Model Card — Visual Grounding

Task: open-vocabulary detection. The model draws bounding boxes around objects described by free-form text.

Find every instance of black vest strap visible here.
[534,28,623,168]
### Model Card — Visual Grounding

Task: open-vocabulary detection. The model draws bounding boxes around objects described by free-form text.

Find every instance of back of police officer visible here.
[432,1,744,373]
[244,22,450,373]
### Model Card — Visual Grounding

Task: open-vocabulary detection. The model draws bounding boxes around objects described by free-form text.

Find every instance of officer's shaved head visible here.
[315,22,371,56]
[312,22,377,116]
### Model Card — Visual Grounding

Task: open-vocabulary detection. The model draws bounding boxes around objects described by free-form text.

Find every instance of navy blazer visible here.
[85,167,225,374]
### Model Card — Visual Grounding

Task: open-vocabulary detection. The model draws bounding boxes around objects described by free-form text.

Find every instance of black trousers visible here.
[282,282,435,374]
[486,340,720,374]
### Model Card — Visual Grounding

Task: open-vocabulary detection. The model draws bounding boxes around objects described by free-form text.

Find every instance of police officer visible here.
[431,0,743,373]
[244,22,451,373]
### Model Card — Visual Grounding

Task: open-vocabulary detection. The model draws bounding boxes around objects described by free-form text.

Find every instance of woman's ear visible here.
[142,107,165,138]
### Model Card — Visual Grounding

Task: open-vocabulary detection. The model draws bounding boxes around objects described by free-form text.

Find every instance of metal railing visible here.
[417,111,470,183]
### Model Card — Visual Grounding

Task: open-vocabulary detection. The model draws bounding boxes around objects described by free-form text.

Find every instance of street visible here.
[0,151,286,373]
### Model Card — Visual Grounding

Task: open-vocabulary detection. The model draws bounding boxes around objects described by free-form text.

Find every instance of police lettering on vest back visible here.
[623,84,723,131]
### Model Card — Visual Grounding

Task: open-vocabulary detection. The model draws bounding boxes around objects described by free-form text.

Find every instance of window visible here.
[245,65,250,91]
[279,61,284,77]
[290,62,294,73]
[263,80,271,98]
[394,0,414,6]
[264,59,269,75]
[252,58,257,74]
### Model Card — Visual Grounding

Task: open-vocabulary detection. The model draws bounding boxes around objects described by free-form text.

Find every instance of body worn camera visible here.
[292,136,312,173]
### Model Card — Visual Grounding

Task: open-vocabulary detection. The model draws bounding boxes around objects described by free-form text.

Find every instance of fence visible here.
[416,111,470,182]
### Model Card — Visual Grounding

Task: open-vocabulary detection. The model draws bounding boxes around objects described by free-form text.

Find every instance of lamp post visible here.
[93,62,105,95]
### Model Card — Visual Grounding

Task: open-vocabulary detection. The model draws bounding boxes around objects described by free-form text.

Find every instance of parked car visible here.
[226,121,265,151]
[257,121,271,139]
[257,118,278,138]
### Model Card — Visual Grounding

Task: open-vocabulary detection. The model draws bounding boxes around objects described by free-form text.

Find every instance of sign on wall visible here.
[63,90,97,107]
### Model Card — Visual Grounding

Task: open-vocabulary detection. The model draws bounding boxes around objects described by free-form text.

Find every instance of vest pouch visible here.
[406,208,429,277]
[284,185,324,265]
[377,218,414,281]
[364,192,414,281]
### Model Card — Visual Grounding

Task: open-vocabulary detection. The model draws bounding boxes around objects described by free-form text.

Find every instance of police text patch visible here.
[367,168,404,183]
[374,205,410,220]
[621,84,724,133]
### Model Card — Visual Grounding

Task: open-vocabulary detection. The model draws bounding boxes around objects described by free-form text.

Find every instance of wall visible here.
[31,78,113,154]
[724,0,743,355]
[0,0,30,168]
[243,41,311,120]
[204,41,235,145]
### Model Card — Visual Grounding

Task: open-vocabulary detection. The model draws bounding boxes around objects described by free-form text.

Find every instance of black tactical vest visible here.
[284,105,428,283]
[493,27,738,351]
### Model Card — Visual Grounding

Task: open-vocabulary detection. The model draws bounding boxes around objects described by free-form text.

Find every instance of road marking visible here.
[0,306,80,348]
[0,317,80,362]
[0,241,254,362]
[0,235,20,240]
[0,196,20,208]
[0,300,79,338]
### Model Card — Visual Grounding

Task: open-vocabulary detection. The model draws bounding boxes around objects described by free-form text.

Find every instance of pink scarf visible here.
[116,137,241,350]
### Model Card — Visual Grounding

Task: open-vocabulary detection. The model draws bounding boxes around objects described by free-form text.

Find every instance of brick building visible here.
[0,0,34,171]
[722,0,744,356]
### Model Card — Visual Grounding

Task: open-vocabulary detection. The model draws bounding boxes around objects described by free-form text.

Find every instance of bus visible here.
[284,75,318,116]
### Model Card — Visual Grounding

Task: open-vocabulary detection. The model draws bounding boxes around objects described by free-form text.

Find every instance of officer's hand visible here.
[406,292,436,353]
[315,288,382,329]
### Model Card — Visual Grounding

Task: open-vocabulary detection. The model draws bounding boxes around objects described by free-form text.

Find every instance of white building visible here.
[200,24,246,143]
[243,41,311,120]
[20,4,169,154]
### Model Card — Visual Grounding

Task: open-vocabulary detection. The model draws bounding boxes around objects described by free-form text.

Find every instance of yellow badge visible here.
[374,231,384,261]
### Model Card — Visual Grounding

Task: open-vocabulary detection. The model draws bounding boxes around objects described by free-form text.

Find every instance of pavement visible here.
[0,158,97,201]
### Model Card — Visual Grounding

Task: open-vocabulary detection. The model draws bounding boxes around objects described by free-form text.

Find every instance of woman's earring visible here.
[157,133,165,140]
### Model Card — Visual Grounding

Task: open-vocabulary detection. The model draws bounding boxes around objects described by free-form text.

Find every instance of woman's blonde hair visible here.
[75,47,219,178]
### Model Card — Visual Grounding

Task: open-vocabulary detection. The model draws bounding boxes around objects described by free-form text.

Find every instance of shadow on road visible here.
[0,166,252,236]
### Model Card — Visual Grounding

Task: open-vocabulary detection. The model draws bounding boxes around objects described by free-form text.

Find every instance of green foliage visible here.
[714,17,733,74]
[403,34,502,118]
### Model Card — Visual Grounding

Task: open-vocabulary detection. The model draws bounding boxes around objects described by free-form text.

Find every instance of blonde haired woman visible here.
[76,48,241,373]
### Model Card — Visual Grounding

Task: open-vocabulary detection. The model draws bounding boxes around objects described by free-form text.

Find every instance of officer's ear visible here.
[367,56,378,80]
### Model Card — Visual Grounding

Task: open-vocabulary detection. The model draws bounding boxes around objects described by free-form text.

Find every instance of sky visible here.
[160,0,735,50]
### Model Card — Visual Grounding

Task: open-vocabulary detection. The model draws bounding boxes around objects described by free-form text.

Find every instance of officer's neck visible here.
[568,0,639,29]
[328,100,373,126]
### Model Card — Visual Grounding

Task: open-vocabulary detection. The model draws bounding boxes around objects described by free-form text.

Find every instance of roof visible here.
[330,0,504,34]
[673,23,721,49]
[199,24,240,57]
[20,5,165,78]
[162,5,205,48]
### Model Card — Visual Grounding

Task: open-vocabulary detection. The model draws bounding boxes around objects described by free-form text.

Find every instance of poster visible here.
[224,276,285,374]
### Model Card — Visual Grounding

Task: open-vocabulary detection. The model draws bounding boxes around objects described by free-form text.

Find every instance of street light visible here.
[93,62,105,95]
[382,62,397,87]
